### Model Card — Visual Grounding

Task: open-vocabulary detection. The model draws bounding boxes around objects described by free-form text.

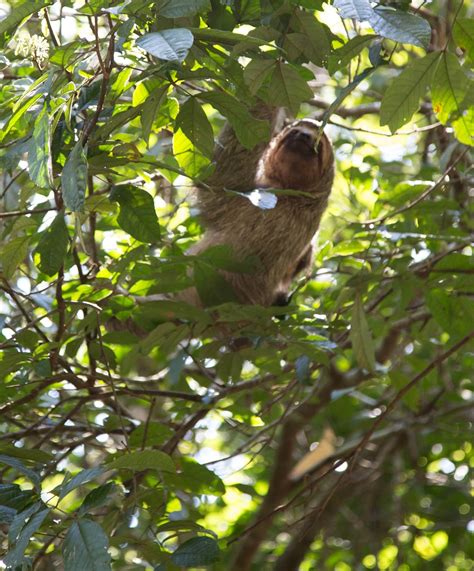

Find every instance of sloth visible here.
[179,117,335,307]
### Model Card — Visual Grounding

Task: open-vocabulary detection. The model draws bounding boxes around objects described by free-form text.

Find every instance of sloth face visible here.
[282,124,320,157]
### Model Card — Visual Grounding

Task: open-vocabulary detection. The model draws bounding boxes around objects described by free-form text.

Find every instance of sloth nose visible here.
[295,131,314,144]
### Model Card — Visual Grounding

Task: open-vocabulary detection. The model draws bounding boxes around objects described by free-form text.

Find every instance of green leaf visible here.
[199,91,270,149]
[333,0,374,21]
[28,105,51,189]
[0,484,36,513]
[110,185,161,243]
[334,1,431,48]
[176,97,214,157]
[0,235,31,279]
[171,537,220,567]
[0,0,53,41]
[0,455,41,489]
[453,18,474,61]
[173,126,211,177]
[452,106,474,147]
[328,35,378,75]
[35,214,69,276]
[432,52,473,143]
[4,504,49,568]
[136,29,194,63]
[265,62,313,114]
[350,292,376,373]
[369,8,431,48]
[243,59,275,95]
[178,457,226,495]
[107,450,176,473]
[78,483,115,515]
[63,519,111,571]
[61,141,88,212]
[194,262,238,307]
[156,0,210,17]
[190,27,268,46]
[289,9,330,66]
[141,85,168,146]
[380,52,440,132]
[58,467,104,500]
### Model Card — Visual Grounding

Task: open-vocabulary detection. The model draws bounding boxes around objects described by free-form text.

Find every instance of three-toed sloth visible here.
[179,116,335,308]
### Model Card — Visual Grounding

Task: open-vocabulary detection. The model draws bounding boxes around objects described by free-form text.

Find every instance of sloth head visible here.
[256,119,333,192]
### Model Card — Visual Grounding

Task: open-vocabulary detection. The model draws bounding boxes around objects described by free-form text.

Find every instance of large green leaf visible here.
[173,128,211,178]
[61,141,88,213]
[453,18,474,61]
[63,519,111,571]
[136,29,194,62]
[243,59,275,94]
[171,537,220,567]
[289,9,330,66]
[199,91,270,149]
[107,450,176,473]
[265,62,313,114]
[380,52,441,132]
[110,185,161,243]
[28,105,51,189]
[0,0,53,41]
[35,213,69,276]
[369,8,431,49]
[156,0,210,17]
[176,97,214,157]
[334,0,431,48]
[194,262,238,307]
[141,85,168,145]
[350,292,376,373]
[432,52,473,145]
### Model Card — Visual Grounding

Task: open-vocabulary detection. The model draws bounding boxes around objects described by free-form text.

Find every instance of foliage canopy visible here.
[0,1,473,570]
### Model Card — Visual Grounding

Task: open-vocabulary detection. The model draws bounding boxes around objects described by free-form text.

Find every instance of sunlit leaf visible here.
[0,1,53,41]
[28,105,51,189]
[107,450,176,473]
[110,185,161,243]
[453,18,474,60]
[136,29,194,63]
[328,35,378,74]
[176,97,214,157]
[350,292,376,373]
[61,141,88,213]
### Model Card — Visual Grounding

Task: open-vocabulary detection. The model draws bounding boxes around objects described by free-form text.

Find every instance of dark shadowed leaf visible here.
[171,536,220,567]
[266,62,313,114]
[63,519,111,571]
[199,91,270,149]
[35,214,69,276]
[4,504,49,568]
[61,140,88,212]
[380,52,440,132]
[137,29,194,62]
[194,262,238,307]
[110,185,161,242]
